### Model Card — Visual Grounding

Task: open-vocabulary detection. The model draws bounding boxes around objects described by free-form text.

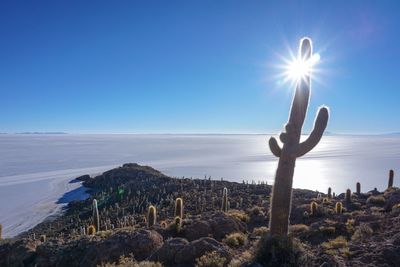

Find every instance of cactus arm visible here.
[297,106,329,157]
[269,137,282,157]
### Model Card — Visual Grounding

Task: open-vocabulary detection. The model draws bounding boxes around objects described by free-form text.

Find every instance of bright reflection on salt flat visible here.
[1,134,400,237]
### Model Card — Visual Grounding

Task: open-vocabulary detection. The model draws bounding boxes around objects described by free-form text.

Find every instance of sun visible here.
[285,53,320,83]
[274,38,322,87]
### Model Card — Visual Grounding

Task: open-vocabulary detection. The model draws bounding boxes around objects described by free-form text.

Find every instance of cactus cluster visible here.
[268,37,329,236]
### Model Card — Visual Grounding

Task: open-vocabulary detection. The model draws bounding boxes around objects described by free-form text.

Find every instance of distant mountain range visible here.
[15,132,68,135]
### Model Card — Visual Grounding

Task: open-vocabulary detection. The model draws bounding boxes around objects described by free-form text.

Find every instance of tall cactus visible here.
[388,169,394,188]
[268,38,329,236]
[356,182,361,194]
[92,199,100,232]
[174,198,184,219]
[221,187,228,212]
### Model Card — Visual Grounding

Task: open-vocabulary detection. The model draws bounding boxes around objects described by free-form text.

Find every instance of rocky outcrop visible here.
[208,212,247,240]
[36,230,163,267]
[183,220,212,241]
[174,237,232,265]
[149,238,189,264]
[0,239,40,267]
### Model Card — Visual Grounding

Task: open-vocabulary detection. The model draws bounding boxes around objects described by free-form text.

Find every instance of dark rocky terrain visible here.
[1,163,400,266]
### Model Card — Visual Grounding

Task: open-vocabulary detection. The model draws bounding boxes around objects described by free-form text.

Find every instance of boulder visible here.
[0,239,41,266]
[183,220,212,241]
[208,212,247,240]
[174,237,232,265]
[149,237,188,264]
[384,189,400,211]
[36,230,163,267]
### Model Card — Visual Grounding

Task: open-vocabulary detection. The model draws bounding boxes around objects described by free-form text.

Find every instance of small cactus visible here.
[174,216,182,232]
[345,189,352,203]
[88,225,96,235]
[310,201,318,215]
[221,187,228,212]
[328,187,332,198]
[93,199,100,232]
[147,205,157,227]
[388,169,394,188]
[40,235,46,242]
[335,202,343,214]
[174,198,184,219]
[356,182,361,194]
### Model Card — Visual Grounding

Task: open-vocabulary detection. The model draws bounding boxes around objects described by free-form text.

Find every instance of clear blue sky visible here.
[1,0,399,134]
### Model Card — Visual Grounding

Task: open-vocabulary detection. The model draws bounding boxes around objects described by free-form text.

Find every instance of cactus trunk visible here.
[268,38,329,236]
[92,199,100,232]
[388,169,394,188]
[222,187,228,212]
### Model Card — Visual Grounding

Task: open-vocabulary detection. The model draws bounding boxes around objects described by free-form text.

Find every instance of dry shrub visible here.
[195,251,228,267]
[223,232,248,248]
[351,224,373,242]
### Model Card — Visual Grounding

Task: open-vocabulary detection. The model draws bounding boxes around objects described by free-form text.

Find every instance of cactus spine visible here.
[147,205,156,227]
[356,182,361,194]
[345,189,352,203]
[268,38,329,236]
[388,169,394,188]
[174,198,184,219]
[92,199,100,232]
[221,187,228,212]
[328,187,332,198]
[310,201,318,215]
[335,202,343,214]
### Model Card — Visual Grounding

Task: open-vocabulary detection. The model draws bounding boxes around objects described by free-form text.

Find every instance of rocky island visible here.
[1,163,399,266]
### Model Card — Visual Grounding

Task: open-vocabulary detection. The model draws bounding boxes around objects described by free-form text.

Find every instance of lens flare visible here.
[285,53,320,83]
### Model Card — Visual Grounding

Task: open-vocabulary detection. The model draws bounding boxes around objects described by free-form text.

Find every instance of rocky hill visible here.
[1,163,400,266]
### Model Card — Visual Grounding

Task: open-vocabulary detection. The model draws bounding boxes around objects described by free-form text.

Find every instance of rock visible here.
[149,237,188,264]
[174,237,232,265]
[384,189,400,211]
[390,232,400,246]
[36,230,163,267]
[379,244,400,266]
[103,229,163,261]
[183,220,212,241]
[0,239,40,266]
[208,212,247,240]
[75,174,91,182]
